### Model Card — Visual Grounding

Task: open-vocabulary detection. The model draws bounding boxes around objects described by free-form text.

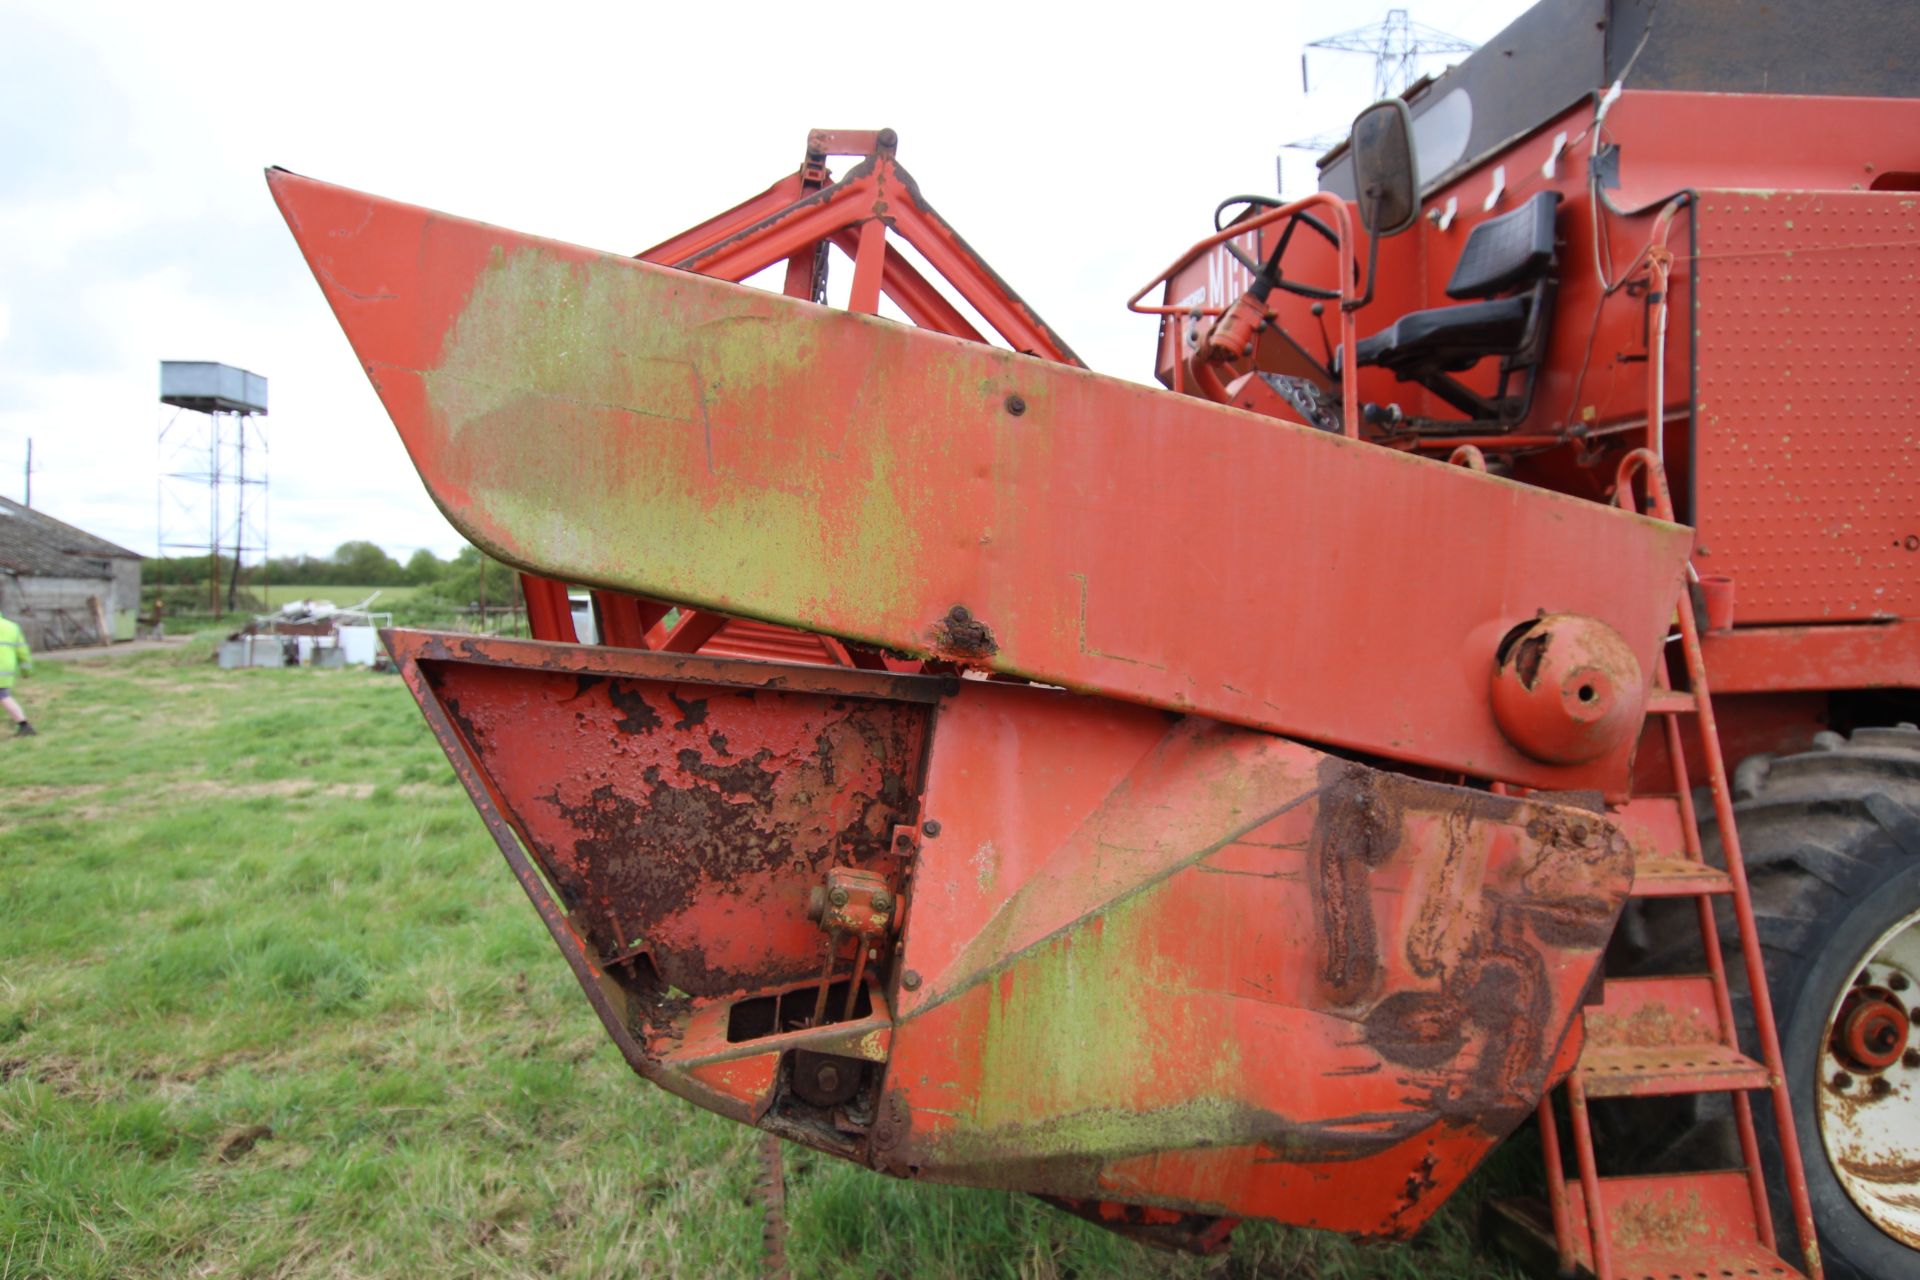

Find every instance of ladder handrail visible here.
[1610,447,1824,1280]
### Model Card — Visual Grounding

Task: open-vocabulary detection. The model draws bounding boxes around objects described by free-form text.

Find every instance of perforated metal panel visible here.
[1693,192,1919,624]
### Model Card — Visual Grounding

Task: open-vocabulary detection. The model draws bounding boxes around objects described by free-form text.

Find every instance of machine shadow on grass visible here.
[0,636,1527,1279]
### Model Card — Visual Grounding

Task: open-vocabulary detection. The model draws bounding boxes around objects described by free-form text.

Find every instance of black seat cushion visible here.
[1445,190,1560,300]
[1345,295,1530,373]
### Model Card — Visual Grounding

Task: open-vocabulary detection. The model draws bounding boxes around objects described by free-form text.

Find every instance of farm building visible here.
[0,496,143,648]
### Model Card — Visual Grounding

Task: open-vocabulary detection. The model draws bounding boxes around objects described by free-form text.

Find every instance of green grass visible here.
[256,583,424,608]
[0,643,1535,1279]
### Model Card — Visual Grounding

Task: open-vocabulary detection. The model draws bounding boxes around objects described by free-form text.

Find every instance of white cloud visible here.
[0,0,1531,559]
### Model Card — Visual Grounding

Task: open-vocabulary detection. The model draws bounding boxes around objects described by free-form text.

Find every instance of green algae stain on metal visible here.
[419,245,921,629]
[426,246,701,435]
[930,1097,1259,1182]
[970,887,1243,1150]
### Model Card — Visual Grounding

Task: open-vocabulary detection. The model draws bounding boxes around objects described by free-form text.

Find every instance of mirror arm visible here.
[1343,194,1387,313]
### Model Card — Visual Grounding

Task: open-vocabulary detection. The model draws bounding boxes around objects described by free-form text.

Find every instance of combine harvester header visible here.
[273,2,1920,1276]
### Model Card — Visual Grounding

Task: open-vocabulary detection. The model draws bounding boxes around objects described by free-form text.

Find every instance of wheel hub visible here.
[1835,988,1911,1073]
[1819,905,1920,1250]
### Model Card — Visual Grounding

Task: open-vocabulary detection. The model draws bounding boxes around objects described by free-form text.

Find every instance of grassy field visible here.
[0,640,1535,1279]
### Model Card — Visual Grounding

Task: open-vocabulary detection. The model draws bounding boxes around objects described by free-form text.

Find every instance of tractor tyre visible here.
[1701,725,1920,1280]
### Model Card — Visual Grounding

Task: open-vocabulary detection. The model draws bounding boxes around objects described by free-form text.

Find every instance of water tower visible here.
[157,361,269,614]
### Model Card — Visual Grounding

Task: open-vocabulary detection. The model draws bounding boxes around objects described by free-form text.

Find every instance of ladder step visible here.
[1581,973,1765,1096]
[1646,688,1695,715]
[1631,856,1734,897]
[1603,1242,1803,1280]
[1610,797,1732,897]
[1577,1041,1770,1097]
[1563,1171,1804,1280]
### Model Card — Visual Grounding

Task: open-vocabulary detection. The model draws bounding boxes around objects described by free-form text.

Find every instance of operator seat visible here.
[1339,189,1561,425]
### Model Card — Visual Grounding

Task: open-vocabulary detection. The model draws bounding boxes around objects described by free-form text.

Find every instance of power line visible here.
[1303,8,1476,101]
[1282,7,1477,171]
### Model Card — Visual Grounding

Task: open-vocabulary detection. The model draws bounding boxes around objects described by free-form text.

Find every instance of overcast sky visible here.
[0,0,1531,561]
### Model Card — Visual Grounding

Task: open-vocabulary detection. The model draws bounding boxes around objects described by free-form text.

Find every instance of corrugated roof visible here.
[0,496,143,578]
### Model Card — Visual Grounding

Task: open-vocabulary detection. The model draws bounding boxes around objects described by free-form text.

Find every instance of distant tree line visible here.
[145,541,455,588]
[264,540,433,587]
[143,541,521,610]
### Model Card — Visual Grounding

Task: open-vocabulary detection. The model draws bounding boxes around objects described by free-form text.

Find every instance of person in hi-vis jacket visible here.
[0,608,36,737]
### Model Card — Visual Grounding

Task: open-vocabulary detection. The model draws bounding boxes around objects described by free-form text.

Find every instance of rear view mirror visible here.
[1350,100,1420,238]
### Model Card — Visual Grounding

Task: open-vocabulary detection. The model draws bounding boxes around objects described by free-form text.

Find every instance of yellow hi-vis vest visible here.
[0,615,30,684]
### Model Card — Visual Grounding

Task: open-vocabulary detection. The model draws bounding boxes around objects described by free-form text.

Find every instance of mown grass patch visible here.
[256,584,424,608]
[0,641,1533,1278]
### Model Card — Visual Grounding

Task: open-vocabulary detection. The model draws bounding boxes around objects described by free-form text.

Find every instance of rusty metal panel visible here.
[270,170,1693,794]
[390,633,1634,1236]
[399,631,932,998]
[1693,191,1920,625]
[880,681,1633,1236]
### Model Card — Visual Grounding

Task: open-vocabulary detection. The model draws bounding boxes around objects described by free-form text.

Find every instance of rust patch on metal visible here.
[867,1092,912,1175]
[1512,632,1549,689]
[1364,991,1467,1068]
[1342,779,1630,1129]
[530,691,920,993]
[1610,1187,1711,1252]
[414,648,931,999]
[1837,1155,1920,1184]
[669,691,709,731]
[1406,795,1488,980]
[1362,942,1552,1132]
[672,746,778,803]
[543,758,782,926]
[929,604,998,660]
[607,680,663,734]
[1516,811,1633,951]
[1387,1151,1441,1228]
[1588,998,1719,1049]
[1308,758,1401,1003]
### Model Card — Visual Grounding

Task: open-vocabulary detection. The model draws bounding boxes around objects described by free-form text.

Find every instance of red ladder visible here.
[1520,450,1823,1279]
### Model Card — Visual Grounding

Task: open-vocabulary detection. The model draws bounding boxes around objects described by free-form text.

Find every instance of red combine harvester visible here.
[270,1,1917,1275]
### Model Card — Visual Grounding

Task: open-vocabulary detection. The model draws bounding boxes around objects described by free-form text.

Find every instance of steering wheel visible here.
[1213,198,1349,301]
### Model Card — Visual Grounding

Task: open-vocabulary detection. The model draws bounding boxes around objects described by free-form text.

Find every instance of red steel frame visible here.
[1154,90,1920,707]
[267,160,1692,796]
[1147,114,1905,1274]
[512,129,1078,658]
[386,626,1640,1242]
[261,127,1695,1245]
[262,102,1920,1272]
[1126,191,1362,437]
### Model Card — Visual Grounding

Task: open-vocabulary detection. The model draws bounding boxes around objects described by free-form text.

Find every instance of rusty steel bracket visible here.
[807,867,897,1026]
[807,867,897,939]
[639,129,1080,365]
